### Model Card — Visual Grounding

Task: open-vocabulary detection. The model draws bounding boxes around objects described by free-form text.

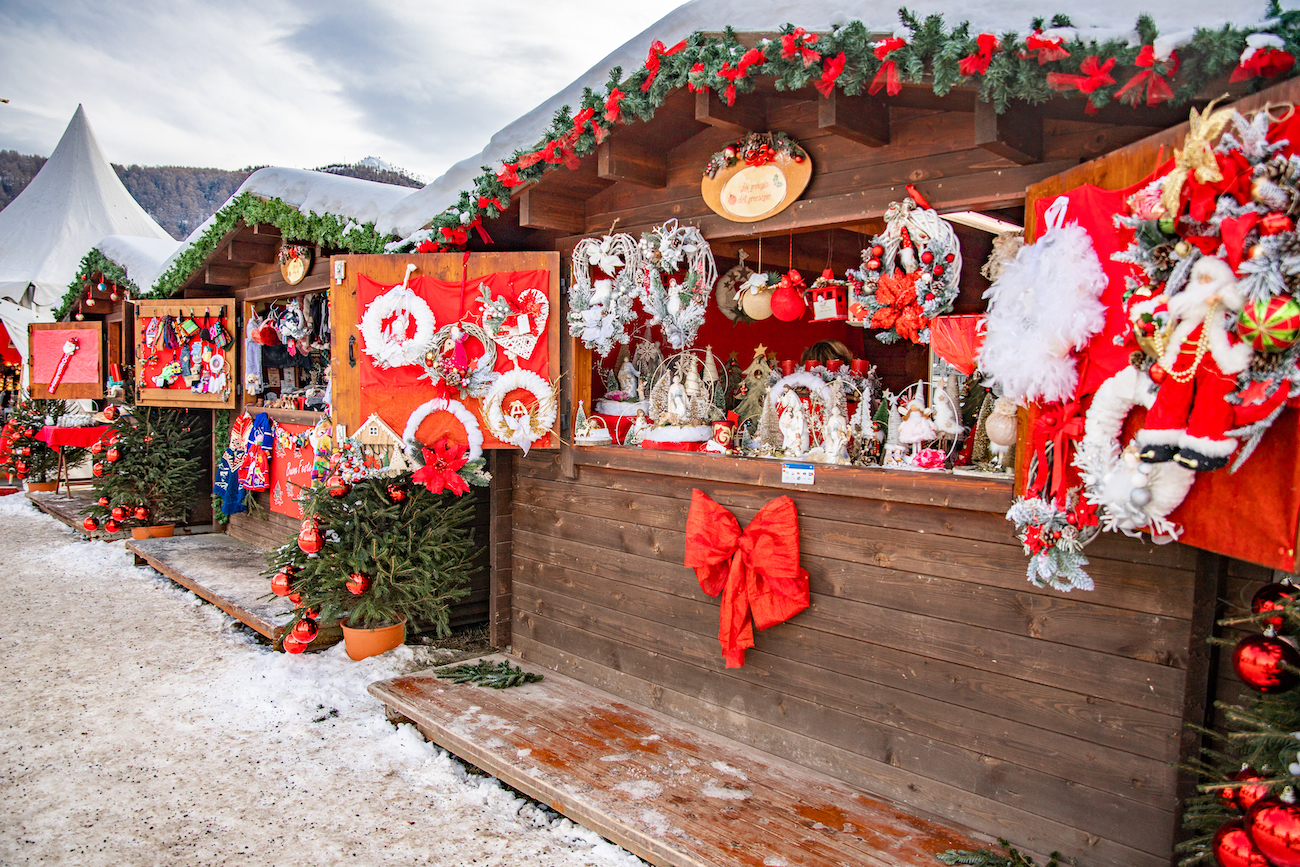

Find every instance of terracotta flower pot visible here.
[25,481,58,492]
[131,524,175,539]
[339,615,407,661]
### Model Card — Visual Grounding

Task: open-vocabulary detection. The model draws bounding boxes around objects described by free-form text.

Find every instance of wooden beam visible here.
[694,89,764,133]
[251,224,281,239]
[203,264,249,286]
[597,138,667,188]
[519,188,585,234]
[818,91,890,148]
[975,100,1043,165]
[227,240,278,265]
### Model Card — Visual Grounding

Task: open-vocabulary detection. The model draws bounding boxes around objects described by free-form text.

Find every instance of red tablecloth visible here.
[37,425,109,448]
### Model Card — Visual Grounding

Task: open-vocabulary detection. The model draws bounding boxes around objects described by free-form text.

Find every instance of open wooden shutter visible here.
[28,321,104,400]
[133,297,237,409]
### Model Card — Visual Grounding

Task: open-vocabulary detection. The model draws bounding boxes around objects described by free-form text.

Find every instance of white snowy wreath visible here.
[766,371,836,409]
[1073,365,1194,541]
[569,233,642,357]
[361,282,436,369]
[637,219,718,350]
[403,397,484,463]
[483,367,558,455]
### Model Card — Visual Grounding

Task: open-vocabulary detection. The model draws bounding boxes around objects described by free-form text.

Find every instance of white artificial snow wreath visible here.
[483,366,558,455]
[637,219,718,350]
[766,371,836,410]
[569,233,642,357]
[1074,365,1194,541]
[403,397,484,463]
[360,264,437,369]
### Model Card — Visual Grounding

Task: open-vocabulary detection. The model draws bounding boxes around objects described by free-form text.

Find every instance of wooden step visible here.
[125,534,340,651]
[370,654,986,867]
[26,489,127,540]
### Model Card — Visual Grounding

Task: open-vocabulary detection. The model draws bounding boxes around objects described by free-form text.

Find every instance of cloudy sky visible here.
[0,0,688,182]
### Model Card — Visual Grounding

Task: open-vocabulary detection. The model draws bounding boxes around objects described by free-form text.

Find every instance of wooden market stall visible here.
[366,42,1300,867]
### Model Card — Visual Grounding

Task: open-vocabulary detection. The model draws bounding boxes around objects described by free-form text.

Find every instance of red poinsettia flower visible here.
[411,437,471,496]
[870,270,928,343]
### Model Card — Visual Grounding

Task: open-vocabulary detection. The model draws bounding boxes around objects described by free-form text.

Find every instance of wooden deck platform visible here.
[26,489,126,541]
[370,655,986,867]
[125,534,341,651]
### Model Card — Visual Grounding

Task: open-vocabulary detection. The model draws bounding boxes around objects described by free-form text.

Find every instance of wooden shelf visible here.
[244,405,328,427]
[571,445,1014,515]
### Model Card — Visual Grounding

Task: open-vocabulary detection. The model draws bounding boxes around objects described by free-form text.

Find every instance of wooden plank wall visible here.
[509,450,1209,867]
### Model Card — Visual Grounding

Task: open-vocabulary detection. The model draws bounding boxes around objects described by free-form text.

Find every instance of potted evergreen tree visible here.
[1,399,88,490]
[266,437,487,659]
[82,406,205,537]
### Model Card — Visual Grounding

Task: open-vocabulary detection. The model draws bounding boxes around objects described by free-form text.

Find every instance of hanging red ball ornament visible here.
[97,496,110,508]
[104,519,120,533]
[1254,583,1298,629]
[282,635,307,654]
[346,572,371,595]
[102,405,118,422]
[270,571,293,597]
[920,250,934,265]
[106,447,120,463]
[769,284,805,322]
[1248,798,1300,867]
[387,484,407,502]
[297,519,323,554]
[327,475,351,498]
[90,440,103,455]
[866,257,882,271]
[134,506,149,522]
[15,460,26,476]
[288,590,302,604]
[111,506,126,521]
[1222,767,1272,812]
[871,244,884,258]
[1213,819,1272,867]
[1233,633,1300,693]
[291,618,319,644]
[83,516,99,532]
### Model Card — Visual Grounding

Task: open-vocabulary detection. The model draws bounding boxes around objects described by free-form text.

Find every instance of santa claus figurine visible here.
[1136,256,1254,472]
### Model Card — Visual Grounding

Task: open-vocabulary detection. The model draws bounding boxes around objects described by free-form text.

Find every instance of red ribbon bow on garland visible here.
[870,270,927,343]
[869,39,907,96]
[958,33,1000,76]
[688,62,707,92]
[1231,46,1296,82]
[478,195,505,214]
[815,51,848,98]
[641,38,687,91]
[1021,31,1070,65]
[1116,46,1179,107]
[684,490,809,669]
[781,27,821,67]
[604,88,625,124]
[1026,401,1085,504]
[1046,55,1116,95]
[717,62,745,106]
[496,162,522,188]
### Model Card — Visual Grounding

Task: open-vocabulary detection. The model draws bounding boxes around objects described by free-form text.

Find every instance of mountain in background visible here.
[0,152,424,241]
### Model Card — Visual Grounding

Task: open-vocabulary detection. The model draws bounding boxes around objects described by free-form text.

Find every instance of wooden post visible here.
[974,99,1043,165]
[488,450,514,651]
[818,91,890,148]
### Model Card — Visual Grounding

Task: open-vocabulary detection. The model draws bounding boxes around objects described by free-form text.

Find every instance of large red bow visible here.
[781,28,821,67]
[641,38,687,91]
[815,51,847,98]
[1116,46,1178,107]
[869,39,906,96]
[1026,401,1085,503]
[1231,47,1295,82]
[1046,55,1116,95]
[959,33,1000,76]
[604,87,625,123]
[1021,31,1070,65]
[684,490,809,669]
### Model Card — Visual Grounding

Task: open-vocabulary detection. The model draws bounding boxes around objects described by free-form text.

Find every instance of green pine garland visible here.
[54,248,145,323]
[937,840,1070,866]
[435,659,543,689]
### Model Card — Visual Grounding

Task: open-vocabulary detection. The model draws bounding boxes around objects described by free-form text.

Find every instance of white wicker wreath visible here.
[483,367,558,455]
[361,283,436,369]
[637,219,718,350]
[569,233,642,357]
[420,321,499,397]
[1074,365,1195,541]
[402,397,484,463]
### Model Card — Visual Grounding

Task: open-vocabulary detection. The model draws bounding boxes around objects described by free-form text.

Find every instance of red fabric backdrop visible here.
[30,329,99,386]
[269,424,314,519]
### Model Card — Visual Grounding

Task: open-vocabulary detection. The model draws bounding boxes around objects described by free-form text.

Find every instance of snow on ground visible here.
[0,495,646,867]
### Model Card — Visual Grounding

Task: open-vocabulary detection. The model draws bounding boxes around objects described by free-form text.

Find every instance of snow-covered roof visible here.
[381,0,1282,238]
[0,105,172,310]
[95,235,183,293]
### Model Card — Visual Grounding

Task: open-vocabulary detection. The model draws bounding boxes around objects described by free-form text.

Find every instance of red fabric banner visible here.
[269,423,314,519]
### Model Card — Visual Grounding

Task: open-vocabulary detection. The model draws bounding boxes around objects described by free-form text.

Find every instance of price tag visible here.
[781,462,815,485]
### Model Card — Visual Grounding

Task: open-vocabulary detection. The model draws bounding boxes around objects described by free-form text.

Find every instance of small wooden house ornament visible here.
[808,269,849,322]
[356,412,409,472]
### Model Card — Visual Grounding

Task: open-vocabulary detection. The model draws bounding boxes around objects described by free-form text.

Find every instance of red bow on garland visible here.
[958,33,1000,76]
[1116,46,1179,107]
[1046,55,1116,95]
[869,38,907,96]
[478,195,505,214]
[688,62,707,92]
[496,162,522,188]
[870,270,927,343]
[641,38,687,91]
[815,51,848,98]
[604,87,625,123]
[1231,47,1295,82]
[1026,401,1085,504]
[781,27,821,67]
[717,62,744,106]
[684,490,809,669]
[412,438,470,497]
[1021,31,1070,65]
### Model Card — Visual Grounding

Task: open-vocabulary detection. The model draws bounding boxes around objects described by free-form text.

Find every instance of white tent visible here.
[0,105,172,335]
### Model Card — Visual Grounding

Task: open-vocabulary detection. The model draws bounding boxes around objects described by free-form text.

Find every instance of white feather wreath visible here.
[361,285,437,369]
[483,367,558,455]
[403,398,484,463]
[978,201,1107,404]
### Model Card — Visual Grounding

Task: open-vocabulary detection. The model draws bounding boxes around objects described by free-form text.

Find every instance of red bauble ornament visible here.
[110,506,126,521]
[769,284,806,322]
[1149,363,1168,385]
[1247,798,1300,867]
[1213,819,1272,867]
[282,635,307,655]
[387,484,407,502]
[90,440,103,455]
[327,475,351,498]
[20,446,30,457]
[134,506,149,522]
[92,462,104,477]
[97,496,109,508]
[106,447,120,463]
[15,460,26,476]
[346,572,371,595]
[871,244,884,258]
[1253,583,1298,629]
[83,516,99,532]
[866,257,882,271]
[1233,633,1300,693]
[1222,767,1271,812]
[103,405,118,421]
[932,264,945,277]
[104,519,120,533]
[920,250,934,265]
[270,571,293,597]
[298,519,323,554]
[291,618,319,644]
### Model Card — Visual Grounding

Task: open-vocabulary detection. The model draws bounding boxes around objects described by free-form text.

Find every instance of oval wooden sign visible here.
[279,244,313,285]
[702,151,812,223]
